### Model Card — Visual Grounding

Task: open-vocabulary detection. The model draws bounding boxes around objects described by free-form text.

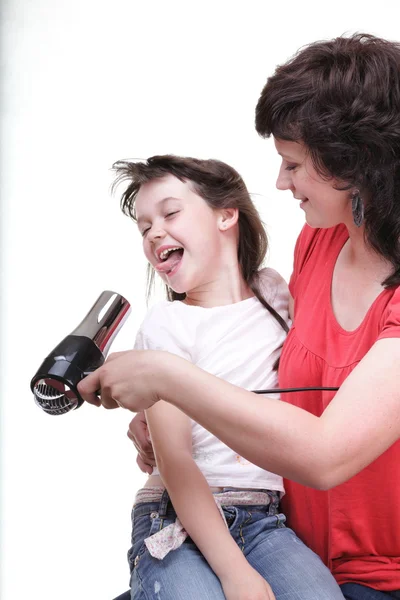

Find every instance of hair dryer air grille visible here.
[33,378,79,415]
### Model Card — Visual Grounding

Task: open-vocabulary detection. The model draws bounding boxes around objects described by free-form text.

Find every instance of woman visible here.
[79,33,400,600]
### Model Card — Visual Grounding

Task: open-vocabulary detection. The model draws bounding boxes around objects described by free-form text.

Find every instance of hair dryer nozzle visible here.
[31,291,131,415]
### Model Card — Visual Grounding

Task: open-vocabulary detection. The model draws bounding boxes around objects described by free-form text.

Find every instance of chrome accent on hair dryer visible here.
[30,291,131,415]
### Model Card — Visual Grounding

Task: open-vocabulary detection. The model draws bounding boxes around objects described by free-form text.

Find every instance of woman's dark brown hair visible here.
[112,154,288,333]
[255,33,400,287]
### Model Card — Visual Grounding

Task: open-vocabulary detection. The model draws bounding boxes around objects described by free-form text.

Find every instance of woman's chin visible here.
[304,217,320,228]
[305,215,343,229]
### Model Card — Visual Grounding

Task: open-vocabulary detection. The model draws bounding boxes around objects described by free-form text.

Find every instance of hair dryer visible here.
[30,291,131,416]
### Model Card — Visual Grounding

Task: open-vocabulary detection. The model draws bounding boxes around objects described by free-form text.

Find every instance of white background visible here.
[1,2,399,598]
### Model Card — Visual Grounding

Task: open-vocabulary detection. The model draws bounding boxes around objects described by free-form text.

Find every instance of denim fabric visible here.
[128,490,345,600]
[341,584,400,600]
[112,592,131,600]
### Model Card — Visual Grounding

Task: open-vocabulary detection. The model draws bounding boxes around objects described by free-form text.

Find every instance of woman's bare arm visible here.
[157,337,400,489]
[78,337,400,489]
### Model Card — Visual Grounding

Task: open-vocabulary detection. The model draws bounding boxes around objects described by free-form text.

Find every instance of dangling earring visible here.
[352,190,364,227]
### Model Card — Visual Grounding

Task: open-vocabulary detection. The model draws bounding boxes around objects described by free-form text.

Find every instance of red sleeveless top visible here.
[279,224,400,590]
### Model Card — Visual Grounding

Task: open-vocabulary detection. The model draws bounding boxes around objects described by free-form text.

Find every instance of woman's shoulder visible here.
[289,224,348,296]
[378,285,400,339]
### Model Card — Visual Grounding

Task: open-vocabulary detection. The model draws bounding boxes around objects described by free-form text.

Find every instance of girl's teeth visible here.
[160,247,180,261]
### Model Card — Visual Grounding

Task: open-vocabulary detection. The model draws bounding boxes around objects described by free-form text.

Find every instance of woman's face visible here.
[274,138,353,229]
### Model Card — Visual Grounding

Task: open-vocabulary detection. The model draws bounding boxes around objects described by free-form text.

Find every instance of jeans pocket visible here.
[128,508,163,572]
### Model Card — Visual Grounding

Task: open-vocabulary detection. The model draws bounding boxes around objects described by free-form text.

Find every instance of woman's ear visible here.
[218,208,239,231]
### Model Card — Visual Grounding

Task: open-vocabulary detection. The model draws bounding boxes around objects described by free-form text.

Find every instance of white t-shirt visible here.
[134,268,290,493]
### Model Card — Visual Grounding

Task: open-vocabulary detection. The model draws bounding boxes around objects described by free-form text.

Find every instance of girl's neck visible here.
[183,266,254,308]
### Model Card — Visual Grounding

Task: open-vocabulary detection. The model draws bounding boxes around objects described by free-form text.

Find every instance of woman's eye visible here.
[285,164,297,172]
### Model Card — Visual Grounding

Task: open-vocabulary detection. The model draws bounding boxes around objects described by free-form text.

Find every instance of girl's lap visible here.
[130,502,344,600]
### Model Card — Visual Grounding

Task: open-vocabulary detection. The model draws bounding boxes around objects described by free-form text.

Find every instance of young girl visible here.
[112,155,344,600]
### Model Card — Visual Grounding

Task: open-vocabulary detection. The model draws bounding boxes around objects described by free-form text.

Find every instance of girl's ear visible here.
[218,208,239,231]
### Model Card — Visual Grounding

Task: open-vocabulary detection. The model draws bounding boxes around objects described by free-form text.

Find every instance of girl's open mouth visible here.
[155,248,184,275]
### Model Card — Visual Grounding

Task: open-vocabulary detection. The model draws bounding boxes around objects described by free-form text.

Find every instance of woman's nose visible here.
[276,172,291,191]
[276,165,292,191]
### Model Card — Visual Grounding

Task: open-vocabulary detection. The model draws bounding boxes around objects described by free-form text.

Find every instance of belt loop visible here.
[158,489,170,518]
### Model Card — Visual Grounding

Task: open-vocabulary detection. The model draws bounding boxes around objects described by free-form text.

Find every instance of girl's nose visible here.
[147,226,166,243]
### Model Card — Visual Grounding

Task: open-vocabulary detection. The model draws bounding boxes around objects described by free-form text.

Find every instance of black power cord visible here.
[252,387,339,394]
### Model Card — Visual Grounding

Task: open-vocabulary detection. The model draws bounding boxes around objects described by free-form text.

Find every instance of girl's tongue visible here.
[155,249,184,273]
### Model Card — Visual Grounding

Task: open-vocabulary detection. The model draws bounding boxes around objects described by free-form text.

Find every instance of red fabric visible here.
[279,224,400,590]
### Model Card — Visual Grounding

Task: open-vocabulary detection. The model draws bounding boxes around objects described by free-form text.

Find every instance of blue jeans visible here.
[128,490,345,600]
[341,584,400,599]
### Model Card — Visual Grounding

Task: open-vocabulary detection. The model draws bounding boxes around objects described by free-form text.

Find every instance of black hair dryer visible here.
[30,291,131,416]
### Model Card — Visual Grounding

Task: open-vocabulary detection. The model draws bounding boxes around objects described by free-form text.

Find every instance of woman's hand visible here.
[220,566,276,600]
[127,413,156,474]
[77,349,169,412]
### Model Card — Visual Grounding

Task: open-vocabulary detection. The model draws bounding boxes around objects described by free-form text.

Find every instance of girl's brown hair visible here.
[112,154,288,333]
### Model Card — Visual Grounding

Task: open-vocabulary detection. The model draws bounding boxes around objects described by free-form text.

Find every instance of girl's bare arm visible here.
[146,401,258,583]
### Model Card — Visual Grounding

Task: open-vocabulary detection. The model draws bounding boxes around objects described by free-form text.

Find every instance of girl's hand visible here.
[77,349,167,412]
[221,566,276,600]
[127,413,156,474]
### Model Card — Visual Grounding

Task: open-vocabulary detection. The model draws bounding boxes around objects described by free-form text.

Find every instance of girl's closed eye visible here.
[141,226,151,237]
[165,210,179,219]
[285,164,297,172]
